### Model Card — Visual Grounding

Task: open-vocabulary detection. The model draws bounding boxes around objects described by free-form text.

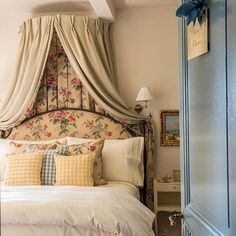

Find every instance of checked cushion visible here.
[25,146,68,185]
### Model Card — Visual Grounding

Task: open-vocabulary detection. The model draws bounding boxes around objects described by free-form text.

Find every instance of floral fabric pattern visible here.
[9,111,133,141]
[28,30,102,116]
[9,142,58,154]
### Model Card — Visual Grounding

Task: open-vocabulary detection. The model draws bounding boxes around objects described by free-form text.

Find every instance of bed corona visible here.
[0,15,155,236]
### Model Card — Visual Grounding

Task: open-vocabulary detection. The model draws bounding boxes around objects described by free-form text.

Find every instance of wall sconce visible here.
[130,87,154,113]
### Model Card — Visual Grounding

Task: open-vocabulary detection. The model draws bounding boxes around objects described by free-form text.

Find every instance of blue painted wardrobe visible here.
[180,0,235,235]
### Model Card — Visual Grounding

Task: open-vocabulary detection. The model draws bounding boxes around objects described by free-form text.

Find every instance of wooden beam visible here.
[89,0,116,22]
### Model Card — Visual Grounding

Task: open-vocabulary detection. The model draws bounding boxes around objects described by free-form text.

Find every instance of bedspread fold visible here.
[1,186,155,236]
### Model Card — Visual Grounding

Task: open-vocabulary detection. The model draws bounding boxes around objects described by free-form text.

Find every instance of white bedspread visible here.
[1,186,155,236]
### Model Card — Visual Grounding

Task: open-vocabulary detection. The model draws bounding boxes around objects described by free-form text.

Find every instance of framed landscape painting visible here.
[160,110,180,146]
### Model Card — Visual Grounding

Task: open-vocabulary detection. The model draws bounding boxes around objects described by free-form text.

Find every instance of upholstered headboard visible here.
[3,109,140,141]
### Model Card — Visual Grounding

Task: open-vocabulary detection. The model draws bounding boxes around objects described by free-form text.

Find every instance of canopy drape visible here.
[0,16,54,130]
[0,15,142,130]
[53,15,142,122]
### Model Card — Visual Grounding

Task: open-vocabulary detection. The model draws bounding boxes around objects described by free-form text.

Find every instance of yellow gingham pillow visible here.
[54,154,95,186]
[4,153,43,186]
[65,139,106,186]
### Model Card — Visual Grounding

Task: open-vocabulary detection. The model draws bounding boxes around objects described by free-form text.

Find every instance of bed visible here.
[0,110,155,236]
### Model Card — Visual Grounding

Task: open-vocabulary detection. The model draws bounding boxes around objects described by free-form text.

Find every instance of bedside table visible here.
[154,179,181,235]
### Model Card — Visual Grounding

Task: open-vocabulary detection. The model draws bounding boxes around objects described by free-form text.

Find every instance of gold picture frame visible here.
[160,110,180,146]
[173,170,181,182]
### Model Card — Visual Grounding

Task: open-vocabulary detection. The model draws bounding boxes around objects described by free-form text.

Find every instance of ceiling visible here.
[0,0,92,14]
[113,0,178,9]
[0,0,178,14]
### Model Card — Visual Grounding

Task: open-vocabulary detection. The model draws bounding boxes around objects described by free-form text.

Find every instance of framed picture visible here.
[173,170,181,182]
[160,110,180,146]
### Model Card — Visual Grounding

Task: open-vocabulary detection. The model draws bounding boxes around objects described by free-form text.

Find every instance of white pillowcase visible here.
[67,137,92,145]
[67,137,144,186]
[0,138,67,181]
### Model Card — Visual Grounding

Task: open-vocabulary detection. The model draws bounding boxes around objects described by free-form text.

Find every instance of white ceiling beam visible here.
[89,0,116,22]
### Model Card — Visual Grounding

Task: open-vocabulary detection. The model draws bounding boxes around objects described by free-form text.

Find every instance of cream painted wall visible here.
[0,14,30,101]
[113,6,180,180]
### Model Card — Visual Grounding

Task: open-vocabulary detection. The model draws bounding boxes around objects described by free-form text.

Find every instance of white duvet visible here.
[1,186,155,236]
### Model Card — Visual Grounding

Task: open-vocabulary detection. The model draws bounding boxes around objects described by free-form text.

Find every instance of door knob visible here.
[169,213,183,227]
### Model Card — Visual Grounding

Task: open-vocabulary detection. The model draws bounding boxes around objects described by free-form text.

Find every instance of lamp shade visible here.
[136,87,154,102]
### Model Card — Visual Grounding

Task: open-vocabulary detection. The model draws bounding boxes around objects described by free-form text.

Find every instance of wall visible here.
[0,13,30,101]
[113,6,180,180]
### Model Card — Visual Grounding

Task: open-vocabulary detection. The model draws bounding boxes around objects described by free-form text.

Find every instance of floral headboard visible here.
[6,109,138,140]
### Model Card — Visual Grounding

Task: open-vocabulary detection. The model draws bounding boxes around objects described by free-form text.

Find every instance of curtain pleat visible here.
[0,16,54,129]
[53,15,143,123]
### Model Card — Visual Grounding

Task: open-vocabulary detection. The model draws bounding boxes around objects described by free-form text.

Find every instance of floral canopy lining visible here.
[29,30,105,116]
[0,22,155,210]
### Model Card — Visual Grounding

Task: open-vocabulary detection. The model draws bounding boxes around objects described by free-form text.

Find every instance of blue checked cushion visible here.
[25,147,69,185]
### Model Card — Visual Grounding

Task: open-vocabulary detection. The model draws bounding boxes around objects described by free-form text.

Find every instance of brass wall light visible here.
[132,87,154,113]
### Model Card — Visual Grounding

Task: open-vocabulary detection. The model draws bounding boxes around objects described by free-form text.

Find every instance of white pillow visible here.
[67,137,92,145]
[67,137,144,186]
[0,138,67,181]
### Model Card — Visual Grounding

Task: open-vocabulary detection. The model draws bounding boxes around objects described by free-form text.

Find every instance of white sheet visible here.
[1,186,154,236]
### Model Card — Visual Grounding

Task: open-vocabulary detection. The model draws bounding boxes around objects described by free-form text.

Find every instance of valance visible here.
[0,15,142,130]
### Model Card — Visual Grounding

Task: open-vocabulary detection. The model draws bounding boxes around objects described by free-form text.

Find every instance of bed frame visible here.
[0,25,154,210]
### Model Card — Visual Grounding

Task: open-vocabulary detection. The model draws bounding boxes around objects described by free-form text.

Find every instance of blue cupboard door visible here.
[180,0,230,235]
[227,0,236,235]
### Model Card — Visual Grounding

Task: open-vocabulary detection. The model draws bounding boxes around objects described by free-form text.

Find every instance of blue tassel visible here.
[176,0,207,25]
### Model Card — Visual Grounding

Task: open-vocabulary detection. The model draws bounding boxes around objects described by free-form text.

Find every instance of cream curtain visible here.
[53,15,142,123]
[0,15,142,130]
[0,16,54,130]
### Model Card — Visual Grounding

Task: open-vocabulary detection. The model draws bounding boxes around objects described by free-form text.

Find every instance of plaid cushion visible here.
[4,153,43,186]
[61,139,106,185]
[25,147,68,185]
[54,154,96,186]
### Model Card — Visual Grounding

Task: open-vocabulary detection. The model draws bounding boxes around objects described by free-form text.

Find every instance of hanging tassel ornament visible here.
[176,0,208,25]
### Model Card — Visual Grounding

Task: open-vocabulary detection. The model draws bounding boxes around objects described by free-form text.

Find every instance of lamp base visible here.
[134,104,143,113]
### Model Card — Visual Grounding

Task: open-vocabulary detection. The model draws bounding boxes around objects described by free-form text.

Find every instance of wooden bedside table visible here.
[154,178,181,235]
